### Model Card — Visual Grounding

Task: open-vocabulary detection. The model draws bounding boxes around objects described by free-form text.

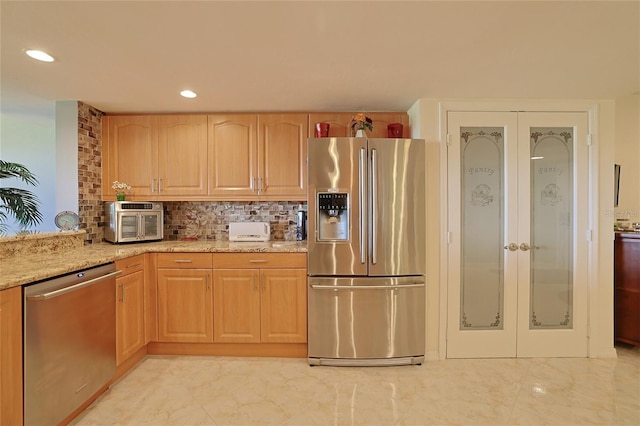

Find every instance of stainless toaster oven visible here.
[104,201,163,243]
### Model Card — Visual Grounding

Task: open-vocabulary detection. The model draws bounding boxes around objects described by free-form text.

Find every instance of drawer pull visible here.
[173,260,193,263]
[249,260,268,263]
[126,262,142,268]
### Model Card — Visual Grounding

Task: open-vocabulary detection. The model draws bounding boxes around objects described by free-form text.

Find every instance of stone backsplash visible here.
[163,201,306,241]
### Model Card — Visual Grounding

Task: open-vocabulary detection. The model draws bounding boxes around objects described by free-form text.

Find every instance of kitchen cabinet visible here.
[207,113,307,200]
[156,253,213,342]
[103,114,208,200]
[212,253,307,343]
[308,112,410,138]
[115,255,146,366]
[0,286,22,426]
[614,232,640,346]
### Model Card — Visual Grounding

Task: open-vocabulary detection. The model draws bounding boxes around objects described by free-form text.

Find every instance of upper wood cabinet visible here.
[103,115,208,200]
[207,114,307,200]
[103,115,158,198]
[258,114,307,199]
[308,112,410,138]
[157,115,208,197]
[207,114,258,198]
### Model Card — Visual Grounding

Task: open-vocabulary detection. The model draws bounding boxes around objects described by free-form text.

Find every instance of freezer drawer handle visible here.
[26,270,123,301]
[311,283,425,290]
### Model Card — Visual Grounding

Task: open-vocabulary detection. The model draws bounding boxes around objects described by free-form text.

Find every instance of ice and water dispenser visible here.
[317,192,349,241]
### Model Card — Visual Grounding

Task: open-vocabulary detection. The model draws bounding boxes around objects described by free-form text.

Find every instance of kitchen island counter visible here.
[1,240,307,290]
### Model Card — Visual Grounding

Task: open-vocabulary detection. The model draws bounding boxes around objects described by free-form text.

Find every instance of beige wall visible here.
[409,99,616,359]
[614,93,640,225]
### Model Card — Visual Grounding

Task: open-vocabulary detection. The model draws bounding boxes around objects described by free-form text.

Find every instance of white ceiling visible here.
[1,1,638,117]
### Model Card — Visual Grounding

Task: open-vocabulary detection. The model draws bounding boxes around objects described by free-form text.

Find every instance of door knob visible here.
[519,243,530,251]
[504,243,518,251]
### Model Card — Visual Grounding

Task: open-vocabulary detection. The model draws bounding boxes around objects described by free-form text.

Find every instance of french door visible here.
[447,111,589,358]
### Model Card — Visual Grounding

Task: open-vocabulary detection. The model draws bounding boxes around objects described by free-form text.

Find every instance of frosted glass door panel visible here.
[530,128,574,329]
[461,128,504,330]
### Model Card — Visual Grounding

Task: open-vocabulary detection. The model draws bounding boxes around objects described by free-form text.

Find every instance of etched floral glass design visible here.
[530,127,574,329]
[460,128,504,330]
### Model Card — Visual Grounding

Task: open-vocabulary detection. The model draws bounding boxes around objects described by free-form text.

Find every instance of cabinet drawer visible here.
[212,253,306,269]
[157,253,213,269]
[115,254,145,275]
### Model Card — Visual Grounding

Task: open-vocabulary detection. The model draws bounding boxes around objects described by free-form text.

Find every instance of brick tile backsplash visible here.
[163,201,305,241]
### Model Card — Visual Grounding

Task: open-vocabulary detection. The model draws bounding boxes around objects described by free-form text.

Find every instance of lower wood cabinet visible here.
[156,253,213,342]
[0,286,23,426]
[212,253,307,344]
[115,255,146,366]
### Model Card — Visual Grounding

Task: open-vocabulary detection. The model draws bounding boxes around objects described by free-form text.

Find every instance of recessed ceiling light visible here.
[24,49,55,62]
[180,90,197,98]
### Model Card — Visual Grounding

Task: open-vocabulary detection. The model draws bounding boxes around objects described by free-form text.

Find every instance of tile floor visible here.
[72,345,639,426]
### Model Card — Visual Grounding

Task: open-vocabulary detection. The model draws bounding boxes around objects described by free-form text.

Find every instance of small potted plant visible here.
[350,113,373,137]
[112,181,131,201]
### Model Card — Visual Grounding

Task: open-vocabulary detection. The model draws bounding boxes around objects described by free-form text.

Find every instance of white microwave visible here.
[104,201,163,243]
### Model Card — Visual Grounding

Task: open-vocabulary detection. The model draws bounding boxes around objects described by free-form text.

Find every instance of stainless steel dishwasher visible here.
[23,263,121,426]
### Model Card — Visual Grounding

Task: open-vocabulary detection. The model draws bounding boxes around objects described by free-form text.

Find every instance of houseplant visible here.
[350,113,373,137]
[112,180,131,201]
[0,160,42,235]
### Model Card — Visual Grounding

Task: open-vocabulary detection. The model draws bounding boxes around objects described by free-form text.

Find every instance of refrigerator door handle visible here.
[371,148,378,265]
[311,283,425,290]
[359,147,366,264]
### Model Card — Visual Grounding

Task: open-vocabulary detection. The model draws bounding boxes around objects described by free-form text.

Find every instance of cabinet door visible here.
[258,114,308,199]
[213,269,261,343]
[157,115,208,196]
[260,269,307,343]
[0,287,22,426]
[116,270,145,365]
[157,269,213,342]
[208,114,258,198]
[105,115,158,198]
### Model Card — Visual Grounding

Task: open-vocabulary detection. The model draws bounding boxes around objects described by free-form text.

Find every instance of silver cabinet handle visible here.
[126,262,142,268]
[262,273,265,291]
[249,259,268,263]
[119,282,125,302]
[151,178,156,193]
[159,178,163,193]
[519,243,530,251]
[253,272,257,291]
[206,275,210,291]
[173,259,193,263]
[504,243,518,251]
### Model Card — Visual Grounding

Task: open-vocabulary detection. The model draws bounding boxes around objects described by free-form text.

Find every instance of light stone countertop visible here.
[0,240,307,290]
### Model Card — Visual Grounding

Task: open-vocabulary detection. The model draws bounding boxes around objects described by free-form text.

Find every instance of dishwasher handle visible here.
[26,270,122,301]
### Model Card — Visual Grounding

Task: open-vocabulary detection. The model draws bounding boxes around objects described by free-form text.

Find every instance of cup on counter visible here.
[315,122,330,138]
[387,123,403,138]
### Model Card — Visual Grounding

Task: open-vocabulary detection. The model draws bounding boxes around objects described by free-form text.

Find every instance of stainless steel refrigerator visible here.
[307,137,426,366]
